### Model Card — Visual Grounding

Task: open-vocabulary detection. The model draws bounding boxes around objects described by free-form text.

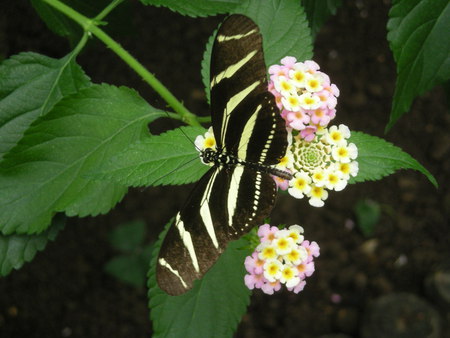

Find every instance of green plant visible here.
[0,0,446,336]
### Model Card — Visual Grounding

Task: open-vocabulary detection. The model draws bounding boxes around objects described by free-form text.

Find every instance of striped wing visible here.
[157,165,278,296]
[156,15,288,295]
[210,14,287,164]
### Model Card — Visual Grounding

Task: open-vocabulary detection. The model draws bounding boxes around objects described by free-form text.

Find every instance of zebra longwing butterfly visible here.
[156,14,291,296]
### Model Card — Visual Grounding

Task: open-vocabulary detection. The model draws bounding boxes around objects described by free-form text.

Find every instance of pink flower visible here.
[244,273,265,289]
[269,65,290,84]
[268,57,340,137]
[257,224,279,242]
[286,110,310,130]
[310,108,331,126]
[327,108,336,120]
[268,85,283,110]
[302,240,320,262]
[300,126,317,141]
[261,280,282,295]
[245,252,265,274]
[326,95,337,109]
[273,175,289,190]
[296,261,315,278]
[268,64,288,76]
[316,89,330,108]
[316,71,330,86]
[288,280,306,294]
[304,60,320,71]
[329,83,340,97]
[280,56,297,68]
[244,224,320,295]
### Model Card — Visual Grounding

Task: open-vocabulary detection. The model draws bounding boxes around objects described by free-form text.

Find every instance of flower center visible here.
[292,140,329,173]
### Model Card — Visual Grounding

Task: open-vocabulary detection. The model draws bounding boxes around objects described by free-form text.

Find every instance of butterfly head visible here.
[201,147,218,165]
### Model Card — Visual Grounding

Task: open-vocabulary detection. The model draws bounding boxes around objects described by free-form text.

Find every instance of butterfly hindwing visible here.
[156,166,278,295]
[156,15,288,296]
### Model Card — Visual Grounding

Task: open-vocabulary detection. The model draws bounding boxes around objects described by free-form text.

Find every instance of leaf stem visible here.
[42,0,201,127]
[94,0,125,22]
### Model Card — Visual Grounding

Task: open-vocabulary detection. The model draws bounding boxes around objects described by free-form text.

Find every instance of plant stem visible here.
[71,32,89,58]
[94,0,125,22]
[42,0,201,127]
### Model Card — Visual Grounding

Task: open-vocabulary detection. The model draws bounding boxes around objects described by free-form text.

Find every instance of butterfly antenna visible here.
[148,154,202,187]
[180,124,202,152]
[162,109,203,152]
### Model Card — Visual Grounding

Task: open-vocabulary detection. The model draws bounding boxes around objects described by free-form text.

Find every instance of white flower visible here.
[273,234,295,255]
[289,63,307,87]
[336,161,359,180]
[257,242,277,261]
[274,76,295,96]
[311,168,327,187]
[325,124,351,146]
[284,247,307,265]
[307,185,329,207]
[286,224,305,244]
[281,92,302,112]
[263,259,283,282]
[332,142,358,163]
[324,168,347,191]
[304,73,324,93]
[298,92,322,110]
[288,172,312,199]
[280,265,300,287]
[194,127,216,151]
[276,148,294,170]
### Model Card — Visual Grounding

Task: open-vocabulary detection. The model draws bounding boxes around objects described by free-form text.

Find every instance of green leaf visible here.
[200,27,217,105]
[30,0,82,42]
[354,199,381,237]
[140,0,239,17]
[105,253,150,288]
[386,0,450,130]
[301,0,342,36]
[109,220,147,252]
[349,131,437,188]
[0,84,165,235]
[92,126,209,187]
[0,214,65,277]
[235,0,313,64]
[31,0,133,43]
[0,52,91,159]
[148,220,251,338]
[201,0,313,103]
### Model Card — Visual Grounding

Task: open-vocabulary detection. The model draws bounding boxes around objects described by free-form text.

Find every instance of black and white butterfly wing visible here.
[210,15,287,165]
[156,166,278,295]
[156,15,288,296]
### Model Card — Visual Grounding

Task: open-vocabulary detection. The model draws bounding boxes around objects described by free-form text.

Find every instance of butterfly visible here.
[156,14,291,296]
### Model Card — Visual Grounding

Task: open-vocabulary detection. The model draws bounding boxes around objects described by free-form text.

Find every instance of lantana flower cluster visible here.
[268,56,339,141]
[269,57,358,207]
[275,124,359,207]
[244,224,319,295]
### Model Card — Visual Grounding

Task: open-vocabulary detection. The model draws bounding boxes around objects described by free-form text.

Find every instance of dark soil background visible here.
[0,1,449,337]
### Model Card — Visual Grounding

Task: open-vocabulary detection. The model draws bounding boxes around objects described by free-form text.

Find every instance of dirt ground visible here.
[0,1,448,337]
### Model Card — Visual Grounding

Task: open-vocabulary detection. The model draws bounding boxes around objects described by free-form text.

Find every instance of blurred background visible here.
[0,1,448,337]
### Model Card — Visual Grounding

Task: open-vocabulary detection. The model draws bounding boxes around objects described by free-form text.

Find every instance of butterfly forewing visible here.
[156,15,288,296]
[211,16,263,150]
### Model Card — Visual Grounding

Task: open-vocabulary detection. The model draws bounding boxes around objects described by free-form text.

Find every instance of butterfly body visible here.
[157,14,290,296]
[201,147,292,179]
